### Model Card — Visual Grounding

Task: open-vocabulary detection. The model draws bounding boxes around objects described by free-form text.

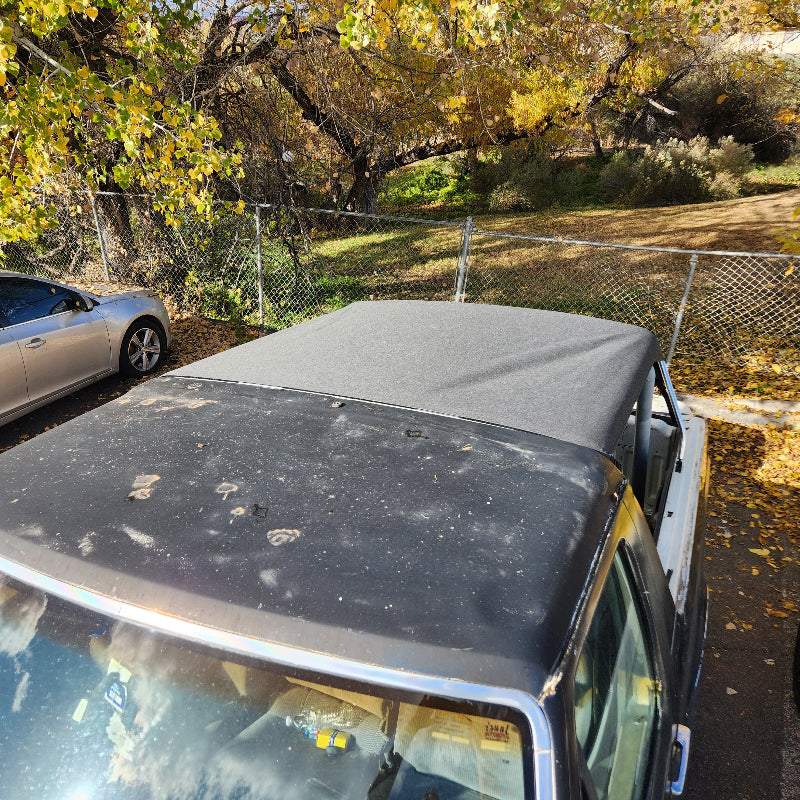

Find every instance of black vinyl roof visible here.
[173,301,663,455]
[0,375,622,696]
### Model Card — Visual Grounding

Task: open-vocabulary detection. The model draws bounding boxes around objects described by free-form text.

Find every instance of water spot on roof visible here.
[122,525,155,548]
[14,525,43,539]
[259,569,279,588]
[78,533,95,556]
[267,529,301,547]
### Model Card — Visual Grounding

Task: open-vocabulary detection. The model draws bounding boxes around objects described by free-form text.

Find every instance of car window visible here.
[612,373,681,526]
[0,277,75,326]
[0,578,529,800]
[573,549,659,800]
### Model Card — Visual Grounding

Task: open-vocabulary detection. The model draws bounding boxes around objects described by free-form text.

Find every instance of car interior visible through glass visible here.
[0,578,530,800]
[573,550,659,800]
[0,277,78,326]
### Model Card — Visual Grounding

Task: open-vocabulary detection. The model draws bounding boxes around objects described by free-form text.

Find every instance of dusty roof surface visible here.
[173,300,663,455]
[0,376,622,694]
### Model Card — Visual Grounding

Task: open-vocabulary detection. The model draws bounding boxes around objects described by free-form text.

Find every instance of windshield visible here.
[0,578,529,800]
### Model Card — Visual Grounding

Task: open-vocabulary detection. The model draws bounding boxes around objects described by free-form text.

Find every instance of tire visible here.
[119,318,166,377]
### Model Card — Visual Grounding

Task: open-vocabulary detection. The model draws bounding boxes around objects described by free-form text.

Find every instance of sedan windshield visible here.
[0,578,529,800]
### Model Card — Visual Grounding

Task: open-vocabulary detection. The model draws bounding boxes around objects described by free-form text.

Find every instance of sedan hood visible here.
[94,289,158,304]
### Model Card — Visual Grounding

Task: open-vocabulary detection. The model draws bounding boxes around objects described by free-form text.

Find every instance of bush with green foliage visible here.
[597,136,754,205]
[379,161,478,211]
[471,146,593,211]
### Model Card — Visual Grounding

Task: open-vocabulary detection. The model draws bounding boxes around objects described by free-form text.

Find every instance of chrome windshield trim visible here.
[0,551,556,800]
[657,360,687,461]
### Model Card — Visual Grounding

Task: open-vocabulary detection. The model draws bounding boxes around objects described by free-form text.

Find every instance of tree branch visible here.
[269,60,361,159]
[10,23,72,76]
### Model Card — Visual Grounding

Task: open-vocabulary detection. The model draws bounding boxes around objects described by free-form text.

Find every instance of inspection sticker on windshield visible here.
[105,680,128,713]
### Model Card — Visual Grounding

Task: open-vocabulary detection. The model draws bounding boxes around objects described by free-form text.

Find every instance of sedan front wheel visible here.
[120,319,166,377]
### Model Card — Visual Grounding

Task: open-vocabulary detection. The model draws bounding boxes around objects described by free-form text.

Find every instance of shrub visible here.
[489,182,535,211]
[380,162,463,208]
[709,172,743,200]
[598,136,754,205]
[708,136,755,178]
[479,145,591,210]
[596,152,639,203]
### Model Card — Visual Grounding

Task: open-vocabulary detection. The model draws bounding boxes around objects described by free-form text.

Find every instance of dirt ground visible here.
[488,188,800,252]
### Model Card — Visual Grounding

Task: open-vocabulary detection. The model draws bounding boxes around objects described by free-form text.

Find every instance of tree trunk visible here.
[588,119,606,161]
[344,160,381,219]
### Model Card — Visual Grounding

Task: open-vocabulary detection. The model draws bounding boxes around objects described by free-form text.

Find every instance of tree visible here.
[197,0,798,210]
[2,0,798,250]
[0,0,241,260]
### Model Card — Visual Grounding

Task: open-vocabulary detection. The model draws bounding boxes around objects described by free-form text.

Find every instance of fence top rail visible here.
[78,191,800,259]
[471,228,800,261]
[255,203,465,229]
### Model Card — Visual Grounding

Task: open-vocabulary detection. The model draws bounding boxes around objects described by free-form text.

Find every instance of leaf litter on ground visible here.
[705,418,800,623]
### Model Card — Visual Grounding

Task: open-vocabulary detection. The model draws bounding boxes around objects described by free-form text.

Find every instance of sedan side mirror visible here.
[71,293,97,312]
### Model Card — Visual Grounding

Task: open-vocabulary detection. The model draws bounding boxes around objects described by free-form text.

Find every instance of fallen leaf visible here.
[726,687,738,695]
[749,548,770,557]
[725,622,737,630]
[766,608,789,618]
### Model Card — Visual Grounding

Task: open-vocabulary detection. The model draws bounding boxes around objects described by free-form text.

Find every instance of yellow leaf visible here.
[771,364,782,374]
[748,548,770,557]
[85,6,98,19]
[786,264,795,276]
[716,94,728,104]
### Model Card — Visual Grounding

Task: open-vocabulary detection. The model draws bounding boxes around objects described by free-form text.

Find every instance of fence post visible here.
[89,192,111,281]
[453,216,474,302]
[256,204,264,328]
[667,253,699,366]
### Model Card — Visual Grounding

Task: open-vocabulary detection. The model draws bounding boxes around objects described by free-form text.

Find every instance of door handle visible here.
[25,338,46,349]
[668,724,691,795]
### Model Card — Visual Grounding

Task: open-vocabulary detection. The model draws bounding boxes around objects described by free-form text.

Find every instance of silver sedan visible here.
[0,271,172,425]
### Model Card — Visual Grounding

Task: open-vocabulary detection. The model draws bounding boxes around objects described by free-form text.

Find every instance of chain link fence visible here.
[2,192,798,387]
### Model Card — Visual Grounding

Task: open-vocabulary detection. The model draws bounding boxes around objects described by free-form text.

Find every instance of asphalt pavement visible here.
[679,395,800,800]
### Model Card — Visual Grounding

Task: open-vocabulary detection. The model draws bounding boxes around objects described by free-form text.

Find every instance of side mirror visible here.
[71,293,97,312]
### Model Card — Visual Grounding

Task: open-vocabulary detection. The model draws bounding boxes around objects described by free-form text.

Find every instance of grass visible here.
[746,156,800,195]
